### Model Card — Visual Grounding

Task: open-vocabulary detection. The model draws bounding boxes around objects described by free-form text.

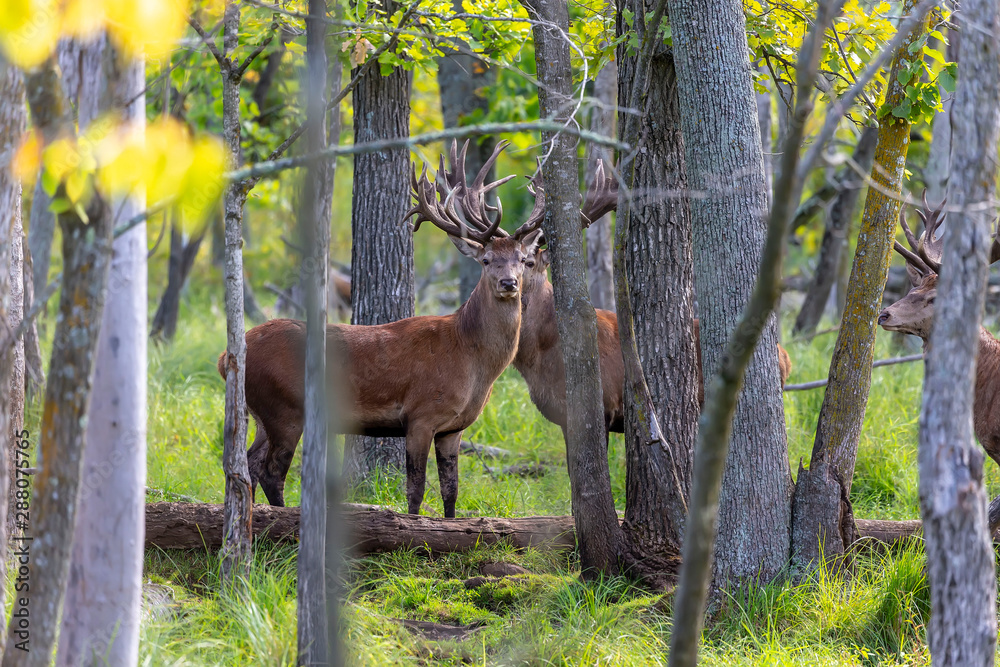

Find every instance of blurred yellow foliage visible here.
[0,0,190,66]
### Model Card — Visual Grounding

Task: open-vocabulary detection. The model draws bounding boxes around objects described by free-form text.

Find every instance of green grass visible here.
[21,256,1000,665]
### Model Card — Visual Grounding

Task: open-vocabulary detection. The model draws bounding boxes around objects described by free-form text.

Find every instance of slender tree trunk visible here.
[793,1,929,568]
[344,9,414,482]
[521,0,623,577]
[297,1,336,663]
[20,238,44,400]
[150,213,205,342]
[586,62,617,311]
[616,0,698,574]
[756,70,773,211]
[4,51,115,667]
[919,2,999,661]
[669,0,792,585]
[26,179,54,308]
[58,46,146,666]
[923,29,957,205]
[436,0,496,304]
[220,0,254,581]
[0,62,26,658]
[793,126,878,337]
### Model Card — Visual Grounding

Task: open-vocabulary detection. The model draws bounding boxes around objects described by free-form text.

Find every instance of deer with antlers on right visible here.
[877,194,1000,531]
[512,162,792,439]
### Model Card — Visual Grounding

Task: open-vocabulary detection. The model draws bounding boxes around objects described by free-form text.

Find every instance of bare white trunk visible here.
[58,52,146,666]
[919,2,999,662]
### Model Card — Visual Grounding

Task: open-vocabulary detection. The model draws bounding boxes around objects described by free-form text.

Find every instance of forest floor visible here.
[23,277,1000,666]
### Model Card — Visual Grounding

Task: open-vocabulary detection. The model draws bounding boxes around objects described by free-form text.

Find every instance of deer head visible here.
[878,193,1000,339]
[407,140,544,300]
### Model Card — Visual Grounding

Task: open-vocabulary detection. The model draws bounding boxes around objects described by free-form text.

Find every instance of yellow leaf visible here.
[64,168,89,203]
[62,0,107,39]
[0,0,59,67]
[42,138,81,183]
[12,130,41,183]
[104,0,186,59]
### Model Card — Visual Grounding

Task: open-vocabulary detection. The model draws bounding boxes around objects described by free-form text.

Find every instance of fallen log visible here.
[143,502,938,554]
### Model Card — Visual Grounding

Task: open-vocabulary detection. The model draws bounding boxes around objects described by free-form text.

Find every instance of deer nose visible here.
[499,278,518,292]
[877,310,890,325]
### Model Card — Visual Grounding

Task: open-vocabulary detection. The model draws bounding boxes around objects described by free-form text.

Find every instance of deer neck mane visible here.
[455,279,522,373]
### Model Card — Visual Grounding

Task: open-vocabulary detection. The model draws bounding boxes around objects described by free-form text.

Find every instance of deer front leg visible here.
[405,426,434,515]
[434,431,463,518]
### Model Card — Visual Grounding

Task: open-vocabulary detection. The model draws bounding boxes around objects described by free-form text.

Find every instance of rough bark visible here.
[4,51,115,667]
[586,62,617,311]
[344,7,414,481]
[806,3,928,501]
[219,0,254,581]
[668,2,836,663]
[436,0,497,304]
[58,47,146,666]
[793,125,878,337]
[20,238,45,399]
[668,0,792,586]
[616,0,699,570]
[0,62,26,658]
[919,3,999,662]
[923,29,957,205]
[298,1,333,663]
[26,178,54,312]
[757,73,773,211]
[522,0,623,577]
[150,214,206,342]
[138,502,923,553]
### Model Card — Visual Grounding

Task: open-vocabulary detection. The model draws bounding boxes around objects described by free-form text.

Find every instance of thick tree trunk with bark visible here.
[4,51,115,667]
[344,12,414,481]
[522,0,623,577]
[793,126,878,337]
[668,0,792,585]
[586,62,617,311]
[616,0,699,572]
[919,2,999,661]
[297,2,336,663]
[0,62,26,658]
[219,1,254,581]
[794,3,929,569]
[58,47,146,666]
[436,0,496,304]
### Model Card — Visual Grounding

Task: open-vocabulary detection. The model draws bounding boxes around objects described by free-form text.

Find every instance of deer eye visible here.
[928,296,935,305]
[482,258,490,266]
[526,261,535,268]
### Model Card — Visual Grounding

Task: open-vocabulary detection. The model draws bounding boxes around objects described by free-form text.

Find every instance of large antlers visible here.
[512,158,620,241]
[894,192,1000,278]
[406,140,515,244]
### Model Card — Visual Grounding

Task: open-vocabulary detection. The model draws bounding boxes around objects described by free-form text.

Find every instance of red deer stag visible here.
[877,195,1000,530]
[222,140,543,516]
[512,162,792,435]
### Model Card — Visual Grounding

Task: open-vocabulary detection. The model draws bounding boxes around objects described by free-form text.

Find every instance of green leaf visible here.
[938,69,955,94]
[892,98,912,119]
[49,197,72,214]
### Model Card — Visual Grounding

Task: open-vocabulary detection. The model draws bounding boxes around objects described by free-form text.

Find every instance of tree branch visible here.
[187,15,227,69]
[235,23,279,79]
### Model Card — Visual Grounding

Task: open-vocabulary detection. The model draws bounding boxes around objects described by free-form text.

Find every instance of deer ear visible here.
[520,228,545,255]
[905,263,924,288]
[539,249,551,267]
[449,234,486,260]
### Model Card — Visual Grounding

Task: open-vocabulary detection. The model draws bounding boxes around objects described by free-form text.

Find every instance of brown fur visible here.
[221,234,542,515]
[879,273,1000,465]
[513,253,792,434]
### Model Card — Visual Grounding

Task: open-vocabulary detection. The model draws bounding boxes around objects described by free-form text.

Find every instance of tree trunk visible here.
[616,0,699,574]
[923,29,957,205]
[586,62,617,312]
[669,0,792,585]
[436,0,496,305]
[297,1,336,663]
[0,62,26,659]
[795,2,929,569]
[150,213,206,342]
[919,2,999,661]
[793,126,878,337]
[59,47,146,666]
[344,11,414,482]
[26,179,54,311]
[756,70,773,211]
[522,0,623,577]
[220,0,254,581]
[20,238,45,400]
[4,51,115,667]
